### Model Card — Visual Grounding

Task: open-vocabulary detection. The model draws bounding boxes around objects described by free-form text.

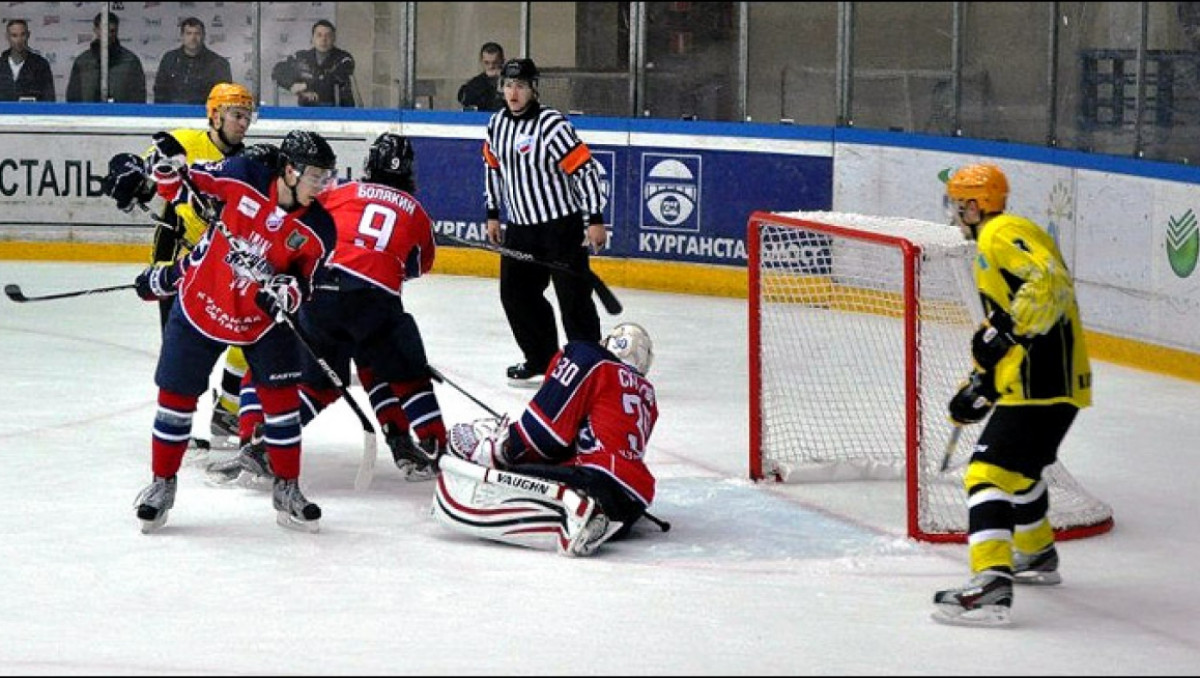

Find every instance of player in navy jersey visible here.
[438,323,657,557]
[121,129,340,533]
[209,132,447,485]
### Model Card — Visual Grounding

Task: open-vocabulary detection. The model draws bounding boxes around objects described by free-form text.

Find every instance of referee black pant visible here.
[500,213,601,372]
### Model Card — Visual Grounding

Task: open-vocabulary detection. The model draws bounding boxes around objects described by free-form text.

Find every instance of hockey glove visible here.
[134,262,183,301]
[948,370,1000,425]
[971,311,1018,372]
[254,274,303,321]
[447,417,511,468]
[101,153,156,212]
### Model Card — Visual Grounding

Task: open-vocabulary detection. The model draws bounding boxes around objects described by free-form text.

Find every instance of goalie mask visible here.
[603,322,654,376]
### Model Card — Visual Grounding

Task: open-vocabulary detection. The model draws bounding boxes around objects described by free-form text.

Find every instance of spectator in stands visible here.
[457,42,506,112]
[66,12,146,103]
[1,19,54,102]
[153,17,232,105]
[271,20,356,107]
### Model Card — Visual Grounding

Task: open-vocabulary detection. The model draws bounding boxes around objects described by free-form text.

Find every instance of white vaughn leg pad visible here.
[431,455,568,552]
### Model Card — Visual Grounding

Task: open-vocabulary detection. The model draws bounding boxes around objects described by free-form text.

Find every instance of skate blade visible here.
[931,604,1012,627]
[507,377,544,389]
[276,510,320,533]
[139,510,169,534]
[1014,571,1062,586]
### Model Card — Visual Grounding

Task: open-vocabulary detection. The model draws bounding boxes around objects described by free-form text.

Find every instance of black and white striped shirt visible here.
[483,102,607,226]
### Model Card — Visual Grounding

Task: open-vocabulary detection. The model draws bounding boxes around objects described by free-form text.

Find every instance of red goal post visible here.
[747,210,1114,543]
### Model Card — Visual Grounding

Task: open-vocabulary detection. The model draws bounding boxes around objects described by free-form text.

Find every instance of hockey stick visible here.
[171,168,379,490]
[939,425,964,472]
[427,364,504,419]
[280,312,379,491]
[4,282,136,303]
[440,232,623,315]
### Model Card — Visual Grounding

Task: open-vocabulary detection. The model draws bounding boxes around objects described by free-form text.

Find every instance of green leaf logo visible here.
[1167,209,1199,278]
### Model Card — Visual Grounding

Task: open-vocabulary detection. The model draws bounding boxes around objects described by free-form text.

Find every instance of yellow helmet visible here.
[946,164,1009,214]
[206,83,255,123]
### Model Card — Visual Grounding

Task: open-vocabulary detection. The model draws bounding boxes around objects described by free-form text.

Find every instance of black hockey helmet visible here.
[279,130,337,173]
[363,132,416,194]
[501,58,539,86]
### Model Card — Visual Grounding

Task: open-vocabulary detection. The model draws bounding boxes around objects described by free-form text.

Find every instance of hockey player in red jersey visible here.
[436,322,658,557]
[125,129,339,534]
[208,132,448,485]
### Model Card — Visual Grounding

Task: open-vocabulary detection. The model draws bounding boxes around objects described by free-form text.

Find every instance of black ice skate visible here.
[134,475,178,534]
[272,478,321,533]
[1014,545,1062,586]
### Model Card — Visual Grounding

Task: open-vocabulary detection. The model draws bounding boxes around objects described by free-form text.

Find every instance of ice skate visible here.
[506,362,545,389]
[207,389,240,449]
[558,495,622,557]
[273,478,321,533]
[204,429,272,487]
[133,475,178,534]
[385,424,439,482]
[1014,545,1062,585]
[931,572,1013,627]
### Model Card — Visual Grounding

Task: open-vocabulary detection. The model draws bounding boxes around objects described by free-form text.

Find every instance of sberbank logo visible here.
[1166,209,1199,278]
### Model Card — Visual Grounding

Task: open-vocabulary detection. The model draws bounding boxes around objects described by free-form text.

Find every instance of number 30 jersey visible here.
[510,340,659,506]
[317,180,436,295]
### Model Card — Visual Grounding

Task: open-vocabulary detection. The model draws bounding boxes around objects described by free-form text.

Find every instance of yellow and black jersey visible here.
[974,213,1092,409]
[145,128,240,264]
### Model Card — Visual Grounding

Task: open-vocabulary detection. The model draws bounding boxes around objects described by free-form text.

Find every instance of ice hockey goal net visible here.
[747,210,1114,543]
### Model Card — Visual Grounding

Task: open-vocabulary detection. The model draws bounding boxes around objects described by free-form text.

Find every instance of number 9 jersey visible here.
[316,180,436,295]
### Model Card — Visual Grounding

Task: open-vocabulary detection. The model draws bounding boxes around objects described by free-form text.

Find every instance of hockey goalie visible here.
[432,323,659,557]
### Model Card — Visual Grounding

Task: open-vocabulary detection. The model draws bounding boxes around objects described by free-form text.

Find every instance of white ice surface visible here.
[1,260,1198,675]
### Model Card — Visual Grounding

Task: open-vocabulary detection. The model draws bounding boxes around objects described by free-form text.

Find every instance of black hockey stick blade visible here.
[4,282,136,303]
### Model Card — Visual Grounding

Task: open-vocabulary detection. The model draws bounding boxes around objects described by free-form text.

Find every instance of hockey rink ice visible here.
[1,259,1198,675]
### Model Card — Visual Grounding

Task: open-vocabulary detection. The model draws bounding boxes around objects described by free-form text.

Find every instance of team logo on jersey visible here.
[515,135,534,155]
[265,207,287,232]
[1166,208,1199,278]
[641,154,701,232]
[285,230,309,251]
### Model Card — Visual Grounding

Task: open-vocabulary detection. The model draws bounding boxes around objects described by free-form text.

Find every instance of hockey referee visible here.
[482,57,610,387]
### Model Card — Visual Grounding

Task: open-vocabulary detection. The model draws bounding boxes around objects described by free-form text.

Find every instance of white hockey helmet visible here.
[603,322,654,376]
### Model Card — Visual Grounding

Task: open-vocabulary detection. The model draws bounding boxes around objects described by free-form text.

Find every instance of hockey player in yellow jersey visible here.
[101,82,256,448]
[931,163,1092,627]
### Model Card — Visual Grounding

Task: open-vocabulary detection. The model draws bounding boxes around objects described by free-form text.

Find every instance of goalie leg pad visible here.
[431,456,566,552]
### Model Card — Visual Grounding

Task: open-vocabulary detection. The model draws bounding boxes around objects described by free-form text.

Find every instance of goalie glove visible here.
[133,262,183,301]
[971,311,1018,372]
[447,416,511,468]
[948,370,1000,426]
[254,274,303,322]
[101,153,156,213]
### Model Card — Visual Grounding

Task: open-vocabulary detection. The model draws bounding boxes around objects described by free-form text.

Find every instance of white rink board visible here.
[834,142,1200,354]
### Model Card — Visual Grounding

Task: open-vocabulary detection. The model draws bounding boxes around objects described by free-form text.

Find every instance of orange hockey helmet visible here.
[946,164,1009,214]
[206,83,255,124]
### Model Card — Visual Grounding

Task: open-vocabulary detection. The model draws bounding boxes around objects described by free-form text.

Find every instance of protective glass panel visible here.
[529,2,632,118]
[415,3,521,112]
[849,3,953,133]
[746,3,837,126]
[643,1,738,120]
[960,3,1051,146]
[1055,2,1142,157]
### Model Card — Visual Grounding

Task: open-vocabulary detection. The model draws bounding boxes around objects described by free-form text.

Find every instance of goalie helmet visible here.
[946,164,1008,215]
[363,132,416,194]
[603,322,654,376]
[206,82,255,123]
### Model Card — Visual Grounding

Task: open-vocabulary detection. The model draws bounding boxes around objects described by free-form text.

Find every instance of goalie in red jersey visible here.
[124,129,340,534]
[434,322,659,557]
